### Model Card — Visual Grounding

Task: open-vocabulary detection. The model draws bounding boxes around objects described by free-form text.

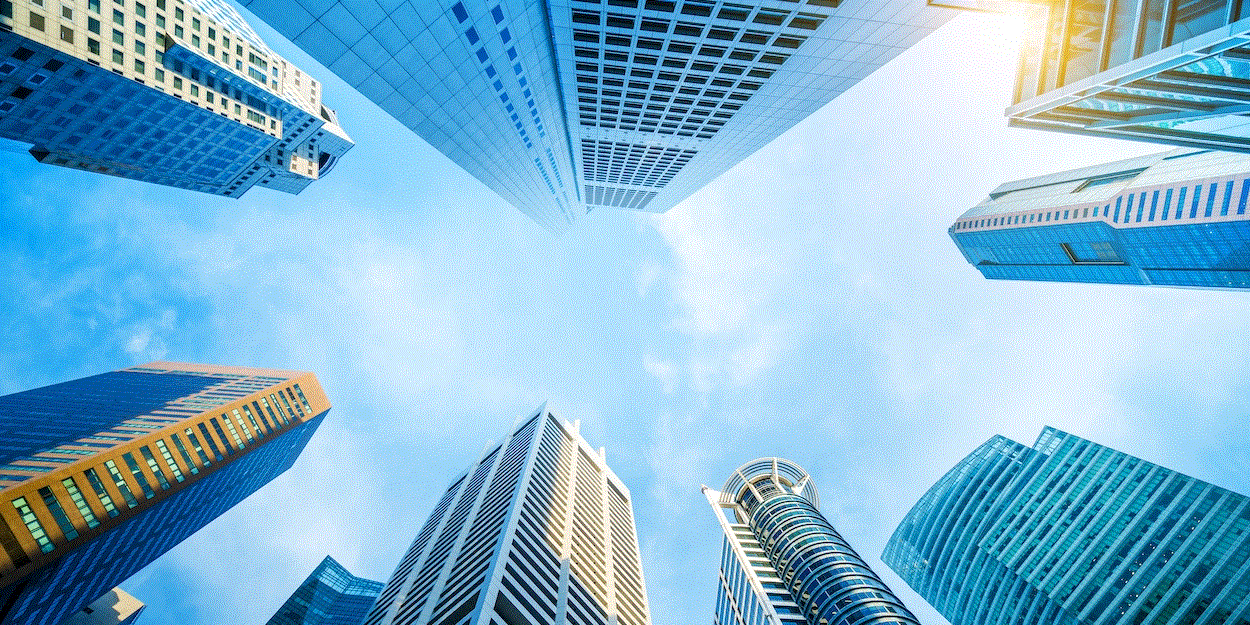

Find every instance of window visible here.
[103,460,138,508]
[112,49,123,64]
[83,468,118,517]
[173,6,181,19]
[208,418,232,453]
[190,16,198,30]
[1062,242,1124,264]
[231,409,253,443]
[59,26,74,43]
[121,453,155,499]
[153,66,163,81]
[206,26,213,39]
[139,447,169,489]
[172,75,181,88]
[133,1,143,16]
[88,0,98,11]
[191,34,199,47]
[88,16,99,32]
[219,413,244,449]
[12,497,53,553]
[112,28,122,43]
[154,13,162,26]
[133,40,144,55]
[174,24,182,37]
[60,5,71,18]
[112,8,122,24]
[189,83,198,96]
[170,434,198,475]
[61,478,100,529]
[29,12,45,31]
[134,21,144,36]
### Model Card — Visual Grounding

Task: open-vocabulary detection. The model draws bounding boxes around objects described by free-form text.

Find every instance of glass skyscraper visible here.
[266,555,384,625]
[234,0,959,231]
[883,427,1250,625]
[950,148,1250,288]
[360,407,651,625]
[1005,0,1250,152]
[0,0,352,196]
[704,457,919,625]
[0,362,330,625]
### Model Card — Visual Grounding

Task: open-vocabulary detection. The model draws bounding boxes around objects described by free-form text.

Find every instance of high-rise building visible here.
[234,0,959,231]
[265,555,383,625]
[883,427,1250,625]
[0,0,352,196]
[950,148,1250,288]
[1005,0,1250,152]
[0,362,330,625]
[360,407,651,625]
[704,458,920,625]
[58,588,144,625]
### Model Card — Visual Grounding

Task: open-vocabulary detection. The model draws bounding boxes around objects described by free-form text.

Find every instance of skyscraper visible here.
[0,362,330,625]
[58,588,145,625]
[1005,0,1250,152]
[360,407,651,625]
[950,148,1250,288]
[883,427,1250,625]
[265,556,384,625]
[234,0,959,231]
[704,458,920,625]
[0,0,352,196]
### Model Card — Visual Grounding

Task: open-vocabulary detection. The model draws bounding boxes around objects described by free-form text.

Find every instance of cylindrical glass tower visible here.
[717,458,919,625]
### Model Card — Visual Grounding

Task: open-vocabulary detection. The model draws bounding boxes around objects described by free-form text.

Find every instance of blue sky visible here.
[2,8,1249,625]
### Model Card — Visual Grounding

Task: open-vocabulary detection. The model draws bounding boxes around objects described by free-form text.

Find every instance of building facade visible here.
[360,407,651,625]
[266,555,384,625]
[58,588,145,625]
[0,362,330,625]
[0,0,352,196]
[705,458,920,625]
[950,148,1250,288]
[234,0,958,230]
[883,427,1250,625]
[1006,0,1250,152]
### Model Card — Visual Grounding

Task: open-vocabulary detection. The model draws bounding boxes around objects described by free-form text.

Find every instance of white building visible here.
[361,407,651,625]
[0,0,352,196]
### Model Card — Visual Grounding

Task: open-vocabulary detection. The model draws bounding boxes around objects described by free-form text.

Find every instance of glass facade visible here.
[1008,0,1250,152]
[234,0,959,230]
[951,148,1250,288]
[360,408,650,625]
[0,362,332,625]
[0,0,352,196]
[706,458,919,625]
[883,427,1250,625]
[266,555,384,625]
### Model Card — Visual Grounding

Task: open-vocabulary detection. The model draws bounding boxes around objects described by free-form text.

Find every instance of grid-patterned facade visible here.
[950,148,1250,288]
[360,407,651,625]
[266,555,384,625]
[0,362,331,625]
[234,0,956,230]
[883,427,1250,625]
[1006,0,1250,152]
[0,0,352,196]
[705,458,919,625]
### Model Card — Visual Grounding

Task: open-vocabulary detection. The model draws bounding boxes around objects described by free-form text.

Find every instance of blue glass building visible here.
[233,0,959,231]
[951,148,1250,288]
[266,556,383,625]
[883,427,1250,625]
[1006,0,1250,153]
[0,362,330,625]
[361,408,651,625]
[705,458,919,625]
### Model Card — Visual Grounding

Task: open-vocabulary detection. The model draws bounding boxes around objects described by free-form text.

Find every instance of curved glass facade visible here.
[884,427,1250,625]
[707,458,918,625]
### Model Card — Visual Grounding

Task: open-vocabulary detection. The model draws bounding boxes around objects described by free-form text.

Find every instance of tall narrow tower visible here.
[361,407,651,625]
[705,458,919,625]
[0,361,330,625]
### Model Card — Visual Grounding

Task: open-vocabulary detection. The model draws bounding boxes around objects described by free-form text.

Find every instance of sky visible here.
[2,6,1250,625]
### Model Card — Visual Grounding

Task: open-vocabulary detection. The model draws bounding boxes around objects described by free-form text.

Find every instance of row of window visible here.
[6,383,313,558]
[956,176,1250,232]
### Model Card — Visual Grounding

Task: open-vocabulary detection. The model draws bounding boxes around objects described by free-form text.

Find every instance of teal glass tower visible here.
[233,0,959,231]
[951,148,1250,288]
[266,556,383,625]
[705,458,919,625]
[883,427,1250,625]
